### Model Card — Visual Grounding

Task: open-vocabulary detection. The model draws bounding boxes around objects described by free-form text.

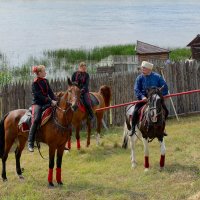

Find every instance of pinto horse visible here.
[0,78,80,186]
[64,85,111,149]
[122,87,167,171]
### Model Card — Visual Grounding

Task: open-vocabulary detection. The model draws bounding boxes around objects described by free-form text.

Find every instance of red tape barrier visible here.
[96,89,200,112]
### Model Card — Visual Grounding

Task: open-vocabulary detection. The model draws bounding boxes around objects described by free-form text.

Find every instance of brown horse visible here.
[64,85,111,150]
[0,78,80,186]
[122,87,167,171]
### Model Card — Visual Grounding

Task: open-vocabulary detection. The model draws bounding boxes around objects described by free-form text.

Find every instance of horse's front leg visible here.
[96,113,103,145]
[129,134,137,168]
[56,146,65,185]
[75,126,81,150]
[65,128,72,150]
[130,129,141,168]
[48,147,56,187]
[159,138,166,171]
[86,119,91,147]
[142,138,149,171]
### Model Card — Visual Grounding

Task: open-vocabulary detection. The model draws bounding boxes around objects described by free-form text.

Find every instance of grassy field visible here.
[0,115,199,200]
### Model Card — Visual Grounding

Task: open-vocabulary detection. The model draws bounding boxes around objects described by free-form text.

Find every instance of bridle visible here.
[53,89,77,131]
[147,92,162,123]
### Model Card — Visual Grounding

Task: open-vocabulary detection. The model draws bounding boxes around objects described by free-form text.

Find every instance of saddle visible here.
[18,106,53,132]
[78,93,100,112]
[126,104,147,123]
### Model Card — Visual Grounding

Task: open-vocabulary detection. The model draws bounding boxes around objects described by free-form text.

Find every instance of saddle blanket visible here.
[78,93,99,112]
[18,107,52,132]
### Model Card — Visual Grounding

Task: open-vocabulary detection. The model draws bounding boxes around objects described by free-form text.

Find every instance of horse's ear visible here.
[67,77,72,86]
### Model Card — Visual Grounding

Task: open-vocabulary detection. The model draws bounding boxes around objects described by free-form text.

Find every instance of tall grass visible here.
[0,115,199,200]
[44,44,136,63]
[169,48,192,61]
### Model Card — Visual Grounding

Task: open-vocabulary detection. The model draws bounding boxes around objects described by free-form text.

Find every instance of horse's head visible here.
[146,87,164,123]
[66,78,81,111]
[57,78,80,112]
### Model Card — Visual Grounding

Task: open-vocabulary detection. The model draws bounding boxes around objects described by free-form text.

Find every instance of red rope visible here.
[96,89,200,112]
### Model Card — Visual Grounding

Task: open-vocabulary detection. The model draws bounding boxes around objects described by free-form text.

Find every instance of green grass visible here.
[169,48,192,61]
[44,44,136,63]
[0,115,200,200]
[44,45,191,63]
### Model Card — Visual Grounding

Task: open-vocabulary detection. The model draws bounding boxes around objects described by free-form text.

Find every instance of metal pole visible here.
[160,68,179,121]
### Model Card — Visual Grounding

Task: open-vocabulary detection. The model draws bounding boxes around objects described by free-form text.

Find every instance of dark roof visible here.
[187,34,200,46]
[136,40,170,54]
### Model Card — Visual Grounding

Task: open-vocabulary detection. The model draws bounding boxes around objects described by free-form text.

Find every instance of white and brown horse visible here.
[122,87,167,171]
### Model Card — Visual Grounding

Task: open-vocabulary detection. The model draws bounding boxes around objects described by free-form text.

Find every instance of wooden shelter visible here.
[136,40,170,62]
[187,34,200,60]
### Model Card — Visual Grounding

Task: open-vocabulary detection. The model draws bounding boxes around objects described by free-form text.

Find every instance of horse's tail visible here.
[0,113,9,158]
[99,85,111,107]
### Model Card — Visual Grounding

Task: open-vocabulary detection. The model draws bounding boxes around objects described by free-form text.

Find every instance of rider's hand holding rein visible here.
[51,100,57,107]
[142,97,148,102]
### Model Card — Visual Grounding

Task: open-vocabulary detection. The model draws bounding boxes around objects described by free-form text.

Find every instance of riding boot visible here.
[130,120,137,136]
[87,106,95,121]
[28,123,38,152]
[130,110,139,136]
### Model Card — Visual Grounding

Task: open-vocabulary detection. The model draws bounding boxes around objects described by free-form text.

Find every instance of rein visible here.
[53,104,72,131]
[52,89,75,131]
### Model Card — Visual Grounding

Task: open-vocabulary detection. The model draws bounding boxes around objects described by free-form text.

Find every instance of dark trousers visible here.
[132,101,169,129]
[132,102,146,129]
[28,104,42,143]
[81,93,94,118]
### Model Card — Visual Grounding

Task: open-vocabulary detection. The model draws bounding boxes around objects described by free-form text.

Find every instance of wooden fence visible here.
[1,60,200,126]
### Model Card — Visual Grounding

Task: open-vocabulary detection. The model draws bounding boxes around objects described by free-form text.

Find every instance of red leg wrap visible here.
[77,139,81,149]
[56,168,61,183]
[48,168,53,183]
[160,155,165,167]
[144,156,149,168]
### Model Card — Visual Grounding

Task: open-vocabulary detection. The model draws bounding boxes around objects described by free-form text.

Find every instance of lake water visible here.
[0,0,200,66]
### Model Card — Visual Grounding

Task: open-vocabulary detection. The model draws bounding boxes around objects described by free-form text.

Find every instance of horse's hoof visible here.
[57,181,63,186]
[159,167,165,171]
[64,149,70,154]
[131,163,137,169]
[144,168,149,172]
[18,175,24,180]
[48,182,54,188]
[3,178,8,182]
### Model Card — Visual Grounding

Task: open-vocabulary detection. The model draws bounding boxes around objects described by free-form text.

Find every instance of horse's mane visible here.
[147,87,164,101]
[71,82,81,89]
[99,85,111,107]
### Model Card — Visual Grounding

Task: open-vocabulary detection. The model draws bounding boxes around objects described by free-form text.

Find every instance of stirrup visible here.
[129,130,136,137]
[88,114,95,122]
[28,142,34,152]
